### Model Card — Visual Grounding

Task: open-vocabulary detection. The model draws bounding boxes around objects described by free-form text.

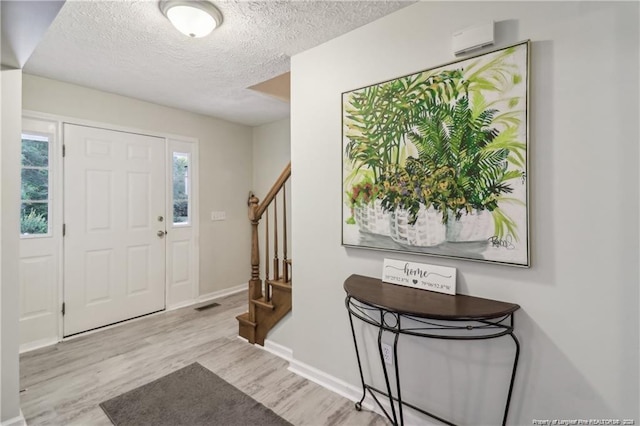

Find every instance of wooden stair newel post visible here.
[248,193,262,325]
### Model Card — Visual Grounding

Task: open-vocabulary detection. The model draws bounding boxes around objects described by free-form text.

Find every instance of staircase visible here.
[237,162,291,346]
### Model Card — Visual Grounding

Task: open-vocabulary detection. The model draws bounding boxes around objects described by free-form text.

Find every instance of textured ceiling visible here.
[24,0,414,126]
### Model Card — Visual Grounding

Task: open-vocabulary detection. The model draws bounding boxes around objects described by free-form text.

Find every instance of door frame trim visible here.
[22,110,200,344]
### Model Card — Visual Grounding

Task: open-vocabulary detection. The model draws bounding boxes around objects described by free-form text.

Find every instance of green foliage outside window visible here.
[173,154,189,224]
[21,209,48,234]
[20,137,50,235]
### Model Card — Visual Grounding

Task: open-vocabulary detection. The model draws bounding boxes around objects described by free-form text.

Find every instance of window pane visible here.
[173,153,188,200]
[173,153,189,224]
[21,169,49,201]
[21,138,49,167]
[173,201,189,224]
[21,203,49,235]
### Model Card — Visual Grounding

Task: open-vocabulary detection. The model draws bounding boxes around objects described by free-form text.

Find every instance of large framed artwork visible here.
[342,41,530,267]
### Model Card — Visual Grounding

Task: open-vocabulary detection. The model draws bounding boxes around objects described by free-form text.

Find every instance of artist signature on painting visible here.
[488,235,515,250]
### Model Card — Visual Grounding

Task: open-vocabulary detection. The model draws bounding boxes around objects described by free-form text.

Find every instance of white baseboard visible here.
[236,337,294,364]
[168,283,246,311]
[166,299,197,311]
[289,358,363,403]
[198,283,246,303]
[2,410,26,426]
[261,339,293,362]
[288,358,435,426]
[20,337,59,354]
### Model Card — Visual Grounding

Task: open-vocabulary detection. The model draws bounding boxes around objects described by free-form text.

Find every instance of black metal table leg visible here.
[378,323,399,425]
[392,326,403,426]
[346,297,367,412]
[502,316,520,426]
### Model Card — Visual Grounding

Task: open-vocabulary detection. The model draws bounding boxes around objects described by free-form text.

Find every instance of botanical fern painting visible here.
[342,41,529,267]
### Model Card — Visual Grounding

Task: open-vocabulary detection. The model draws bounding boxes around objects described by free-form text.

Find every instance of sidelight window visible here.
[20,134,51,236]
[172,152,190,225]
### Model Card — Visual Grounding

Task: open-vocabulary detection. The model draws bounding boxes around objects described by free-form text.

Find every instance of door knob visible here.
[157,230,166,238]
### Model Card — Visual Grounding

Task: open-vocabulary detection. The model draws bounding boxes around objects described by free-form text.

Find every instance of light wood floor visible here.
[20,291,386,426]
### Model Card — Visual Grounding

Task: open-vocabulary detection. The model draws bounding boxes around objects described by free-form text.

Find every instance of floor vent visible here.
[195,302,220,312]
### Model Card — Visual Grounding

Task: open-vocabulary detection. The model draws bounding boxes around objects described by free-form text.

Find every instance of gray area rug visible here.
[100,362,292,426]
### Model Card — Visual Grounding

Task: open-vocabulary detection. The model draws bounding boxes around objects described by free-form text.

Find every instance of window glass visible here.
[22,139,49,167]
[173,152,190,225]
[21,169,49,200]
[20,134,50,236]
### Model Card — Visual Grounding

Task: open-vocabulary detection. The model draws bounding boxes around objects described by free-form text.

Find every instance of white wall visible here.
[1,68,23,423]
[252,118,290,195]
[22,74,253,296]
[251,118,292,347]
[289,1,638,424]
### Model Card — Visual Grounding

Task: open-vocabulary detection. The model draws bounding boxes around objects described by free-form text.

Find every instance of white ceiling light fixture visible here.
[159,0,223,38]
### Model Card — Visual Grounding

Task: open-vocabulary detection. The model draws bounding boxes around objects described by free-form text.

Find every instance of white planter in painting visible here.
[446,209,493,242]
[354,199,391,236]
[389,206,446,247]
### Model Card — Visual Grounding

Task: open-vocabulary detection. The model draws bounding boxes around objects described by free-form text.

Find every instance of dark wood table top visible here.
[344,274,520,320]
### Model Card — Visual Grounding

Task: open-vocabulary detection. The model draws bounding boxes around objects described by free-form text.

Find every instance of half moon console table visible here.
[344,274,521,426]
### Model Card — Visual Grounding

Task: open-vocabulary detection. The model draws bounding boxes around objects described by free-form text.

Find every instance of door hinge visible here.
[61,302,66,316]
[62,145,66,157]
[63,223,66,236]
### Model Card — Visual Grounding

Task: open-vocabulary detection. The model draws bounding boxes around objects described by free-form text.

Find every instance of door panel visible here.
[128,172,150,228]
[64,124,166,336]
[127,245,150,294]
[20,255,55,318]
[86,170,111,230]
[84,249,113,304]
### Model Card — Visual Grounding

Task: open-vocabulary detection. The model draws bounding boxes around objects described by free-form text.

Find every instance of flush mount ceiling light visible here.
[160,0,223,38]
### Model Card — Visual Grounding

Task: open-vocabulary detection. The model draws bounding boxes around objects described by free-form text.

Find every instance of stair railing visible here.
[247,162,291,323]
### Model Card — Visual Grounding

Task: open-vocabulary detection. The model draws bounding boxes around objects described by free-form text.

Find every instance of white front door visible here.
[63,124,166,336]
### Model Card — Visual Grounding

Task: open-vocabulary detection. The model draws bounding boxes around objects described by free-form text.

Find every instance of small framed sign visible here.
[382,258,457,295]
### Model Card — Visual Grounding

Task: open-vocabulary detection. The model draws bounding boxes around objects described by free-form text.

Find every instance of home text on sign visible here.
[382,259,457,295]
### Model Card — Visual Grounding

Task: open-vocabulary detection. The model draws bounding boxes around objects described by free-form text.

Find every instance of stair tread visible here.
[236,312,256,327]
[251,297,275,310]
[267,278,292,286]
[269,281,291,293]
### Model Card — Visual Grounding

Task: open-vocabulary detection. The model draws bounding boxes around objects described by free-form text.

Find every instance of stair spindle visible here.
[265,209,270,301]
[282,185,289,283]
[273,195,280,281]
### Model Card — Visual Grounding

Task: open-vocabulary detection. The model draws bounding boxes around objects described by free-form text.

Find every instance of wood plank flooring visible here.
[19,291,386,426]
